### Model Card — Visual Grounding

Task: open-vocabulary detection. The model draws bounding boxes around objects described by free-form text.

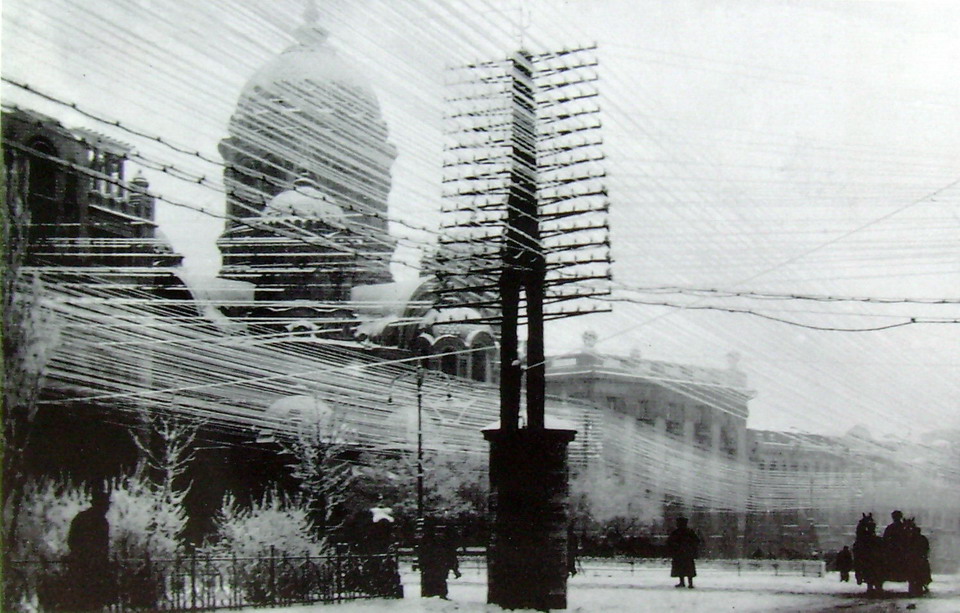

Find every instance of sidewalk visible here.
[265,562,960,612]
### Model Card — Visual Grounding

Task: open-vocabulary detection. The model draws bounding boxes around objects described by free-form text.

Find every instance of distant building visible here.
[3,107,182,270]
[749,427,960,568]
[2,106,194,484]
[543,330,960,564]
[747,429,856,557]
[546,333,753,557]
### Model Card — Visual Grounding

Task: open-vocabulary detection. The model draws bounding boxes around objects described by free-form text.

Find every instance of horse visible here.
[853,513,886,594]
[901,518,932,595]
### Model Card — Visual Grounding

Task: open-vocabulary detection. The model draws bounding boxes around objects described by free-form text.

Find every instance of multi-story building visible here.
[545,332,753,556]
[3,107,182,269]
[545,332,960,567]
[3,106,195,485]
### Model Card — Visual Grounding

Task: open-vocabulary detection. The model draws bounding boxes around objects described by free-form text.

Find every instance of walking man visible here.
[420,523,461,599]
[836,545,854,582]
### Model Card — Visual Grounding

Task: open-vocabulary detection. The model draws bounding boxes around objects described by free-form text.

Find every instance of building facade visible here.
[545,332,960,566]
[545,332,753,557]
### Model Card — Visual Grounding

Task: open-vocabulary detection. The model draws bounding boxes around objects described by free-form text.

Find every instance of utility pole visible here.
[435,45,610,610]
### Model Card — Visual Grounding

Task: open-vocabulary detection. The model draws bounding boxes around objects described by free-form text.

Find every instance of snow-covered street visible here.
[265,561,960,612]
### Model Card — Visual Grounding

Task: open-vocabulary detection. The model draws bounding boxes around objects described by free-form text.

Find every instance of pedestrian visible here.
[360,504,404,598]
[666,516,701,589]
[836,545,853,582]
[419,523,461,598]
[64,481,113,611]
[567,524,580,577]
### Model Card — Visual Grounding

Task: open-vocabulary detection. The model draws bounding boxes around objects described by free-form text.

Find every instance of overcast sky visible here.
[4,0,959,438]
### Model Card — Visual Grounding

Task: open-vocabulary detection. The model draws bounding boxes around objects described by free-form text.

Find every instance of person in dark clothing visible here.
[836,545,854,582]
[567,525,580,577]
[667,516,701,588]
[419,524,461,598]
[365,505,404,598]
[883,510,908,544]
[64,482,112,611]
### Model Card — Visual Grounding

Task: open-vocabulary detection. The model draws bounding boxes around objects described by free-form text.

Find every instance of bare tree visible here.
[130,414,200,498]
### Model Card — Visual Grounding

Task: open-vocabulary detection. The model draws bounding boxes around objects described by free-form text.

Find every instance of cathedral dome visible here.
[240,23,375,103]
[219,8,396,230]
[217,5,398,297]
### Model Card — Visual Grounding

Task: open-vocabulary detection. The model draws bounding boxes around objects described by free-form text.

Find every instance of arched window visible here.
[440,351,458,377]
[470,349,488,382]
[26,138,61,235]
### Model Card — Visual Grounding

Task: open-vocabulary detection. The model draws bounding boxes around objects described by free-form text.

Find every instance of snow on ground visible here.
[269,561,960,613]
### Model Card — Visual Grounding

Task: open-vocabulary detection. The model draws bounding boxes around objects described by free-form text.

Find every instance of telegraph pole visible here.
[483,51,574,610]
[436,45,609,610]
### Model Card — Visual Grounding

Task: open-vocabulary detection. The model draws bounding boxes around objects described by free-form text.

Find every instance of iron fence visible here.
[9,547,403,611]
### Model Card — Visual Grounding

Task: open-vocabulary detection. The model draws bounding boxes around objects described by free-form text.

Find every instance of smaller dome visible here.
[266,394,333,426]
[264,181,346,224]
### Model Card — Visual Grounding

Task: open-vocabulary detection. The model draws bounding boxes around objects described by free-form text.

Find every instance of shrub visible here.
[206,490,329,603]
[109,472,185,561]
[7,477,87,563]
[209,490,326,558]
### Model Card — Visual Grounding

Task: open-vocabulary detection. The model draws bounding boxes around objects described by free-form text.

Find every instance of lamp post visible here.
[415,362,425,534]
[387,360,456,596]
[387,360,427,594]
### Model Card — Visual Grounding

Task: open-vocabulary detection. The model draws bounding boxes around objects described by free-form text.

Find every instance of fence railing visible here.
[565,557,826,578]
[9,547,403,612]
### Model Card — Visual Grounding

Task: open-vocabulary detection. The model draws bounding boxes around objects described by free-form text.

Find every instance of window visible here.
[440,352,457,377]
[471,349,490,382]
[26,138,61,232]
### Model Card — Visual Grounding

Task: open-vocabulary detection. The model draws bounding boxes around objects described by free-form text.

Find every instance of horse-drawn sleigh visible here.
[853,513,931,596]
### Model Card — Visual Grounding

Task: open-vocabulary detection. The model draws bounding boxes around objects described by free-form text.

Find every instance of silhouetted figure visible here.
[358,505,403,598]
[904,518,932,595]
[836,546,854,582]
[667,516,701,589]
[567,525,580,577]
[854,513,881,592]
[751,548,765,559]
[883,510,908,552]
[419,524,461,598]
[64,482,113,611]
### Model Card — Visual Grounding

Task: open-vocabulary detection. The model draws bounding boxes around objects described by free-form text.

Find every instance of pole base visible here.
[484,428,576,610]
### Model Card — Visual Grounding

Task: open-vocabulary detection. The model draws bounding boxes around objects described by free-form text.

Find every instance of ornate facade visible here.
[545,333,960,567]
[3,107,182,270]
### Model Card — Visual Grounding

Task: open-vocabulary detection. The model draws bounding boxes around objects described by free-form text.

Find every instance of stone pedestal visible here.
[483,428,576,610]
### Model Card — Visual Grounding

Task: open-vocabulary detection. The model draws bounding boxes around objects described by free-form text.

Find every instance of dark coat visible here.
[667,526,700,578]
[67,506,110,564]
[64,505,112,610]
[420,533,460,598]
[836,548,854,572]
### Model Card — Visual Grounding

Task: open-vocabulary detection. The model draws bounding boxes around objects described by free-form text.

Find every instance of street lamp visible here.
[387,360,454,596]
[387,360,429,596]
[387,361,426,526]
